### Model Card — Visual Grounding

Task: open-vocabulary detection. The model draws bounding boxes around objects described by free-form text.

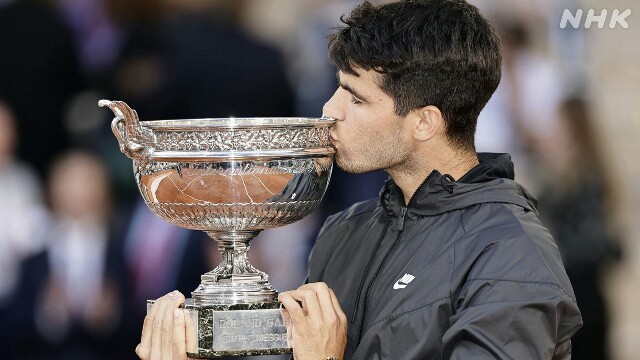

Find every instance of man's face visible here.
[322,68,413,174]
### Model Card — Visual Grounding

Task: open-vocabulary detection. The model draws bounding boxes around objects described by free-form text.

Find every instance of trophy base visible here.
[147,299,292,358]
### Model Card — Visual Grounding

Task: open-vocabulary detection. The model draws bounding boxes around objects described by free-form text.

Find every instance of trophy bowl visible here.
[99,100,334,358]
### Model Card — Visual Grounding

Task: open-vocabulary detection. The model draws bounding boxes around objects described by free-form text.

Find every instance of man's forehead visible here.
[336,70,350,82]
[337,69,382,89]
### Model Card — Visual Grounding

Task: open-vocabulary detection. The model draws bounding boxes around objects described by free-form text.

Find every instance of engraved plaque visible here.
[212,309,290,351]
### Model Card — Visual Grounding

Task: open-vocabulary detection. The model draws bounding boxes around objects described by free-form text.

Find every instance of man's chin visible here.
[335,158,376,174]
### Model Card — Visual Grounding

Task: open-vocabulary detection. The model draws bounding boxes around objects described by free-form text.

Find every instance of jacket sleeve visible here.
[442,277,582,359]
[442,203,583,359]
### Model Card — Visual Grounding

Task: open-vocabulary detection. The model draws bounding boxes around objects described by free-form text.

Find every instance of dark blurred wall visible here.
[0,0,83,177]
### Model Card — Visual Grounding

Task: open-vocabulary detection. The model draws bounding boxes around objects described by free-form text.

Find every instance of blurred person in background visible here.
[104,0,293,120]
[473,3,565,193]
[537,97,622,360]
[54,0,125,85]
[0,101,48,357]
[10,150,130,360]
[0,0,83,178]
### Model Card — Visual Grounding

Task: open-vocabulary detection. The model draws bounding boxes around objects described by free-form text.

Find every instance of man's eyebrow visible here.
[339,81,369,102]
[336,71,370,102]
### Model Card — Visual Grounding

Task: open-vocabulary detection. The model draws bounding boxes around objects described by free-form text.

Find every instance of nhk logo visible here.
[560,9,631,29]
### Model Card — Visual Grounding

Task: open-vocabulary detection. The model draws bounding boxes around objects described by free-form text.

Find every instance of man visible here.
[137,1,582,359]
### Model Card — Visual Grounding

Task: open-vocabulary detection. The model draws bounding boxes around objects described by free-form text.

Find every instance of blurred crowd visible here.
[0,0,629,359]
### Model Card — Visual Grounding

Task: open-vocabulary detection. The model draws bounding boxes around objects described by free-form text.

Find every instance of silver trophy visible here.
[99,100,334,358]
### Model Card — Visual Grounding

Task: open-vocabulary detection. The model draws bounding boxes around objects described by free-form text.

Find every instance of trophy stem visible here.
[192,230,278,305]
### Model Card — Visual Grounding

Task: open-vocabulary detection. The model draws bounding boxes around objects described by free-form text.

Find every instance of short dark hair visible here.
[329,0,502,151]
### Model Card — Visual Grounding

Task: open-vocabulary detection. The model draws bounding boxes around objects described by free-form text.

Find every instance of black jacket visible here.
[308,153,582,359]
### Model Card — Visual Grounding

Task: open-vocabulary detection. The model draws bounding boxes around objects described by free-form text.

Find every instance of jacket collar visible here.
[380,153,536,218]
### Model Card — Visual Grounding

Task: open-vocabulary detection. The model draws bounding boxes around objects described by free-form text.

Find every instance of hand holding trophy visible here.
[100,100,334,358]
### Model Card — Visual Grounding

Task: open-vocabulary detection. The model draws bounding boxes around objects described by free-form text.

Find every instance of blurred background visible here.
[0,0,638,359]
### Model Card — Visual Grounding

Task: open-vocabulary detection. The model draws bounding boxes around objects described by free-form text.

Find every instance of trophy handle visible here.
[99,99,156,163]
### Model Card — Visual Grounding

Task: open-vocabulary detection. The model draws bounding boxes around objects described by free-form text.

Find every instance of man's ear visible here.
[412,105,443,142]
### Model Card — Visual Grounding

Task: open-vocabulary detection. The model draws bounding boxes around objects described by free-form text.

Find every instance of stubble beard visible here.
[335,153,375,173]
[335,138,409,174]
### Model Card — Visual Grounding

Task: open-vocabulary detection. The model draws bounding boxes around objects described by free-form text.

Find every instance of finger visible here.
[162,292,186,360]
[300,283,336,322]
[138,297,163,359]
[151,291,184,360]
[280,307,291,325]
[150,293,171,360]
[184,309,197,354]
[160,303,175,360]
[300,288,324,320]
[135,343,144,360]
[172,308,186,359]
[161,291,186,360]
[278,292,306,323]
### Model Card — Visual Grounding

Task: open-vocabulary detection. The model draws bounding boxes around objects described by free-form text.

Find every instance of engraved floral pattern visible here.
[152,127,331,152]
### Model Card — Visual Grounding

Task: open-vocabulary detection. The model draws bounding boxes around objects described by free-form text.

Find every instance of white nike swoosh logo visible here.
[393,273,415,289]
[393,281,408,289]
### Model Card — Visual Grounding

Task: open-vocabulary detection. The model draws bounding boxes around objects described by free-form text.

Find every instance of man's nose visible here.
[322,88,344,121]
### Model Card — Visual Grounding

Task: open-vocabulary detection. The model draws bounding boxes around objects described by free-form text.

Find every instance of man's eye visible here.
[350,97,363,105]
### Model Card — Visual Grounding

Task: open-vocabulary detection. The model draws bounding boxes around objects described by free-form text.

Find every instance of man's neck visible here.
[388,149,479,205]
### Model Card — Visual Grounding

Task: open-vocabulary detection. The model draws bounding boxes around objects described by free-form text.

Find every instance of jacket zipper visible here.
[357,206,407,343]
[355,171,437,344]
[351,218,390,323]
